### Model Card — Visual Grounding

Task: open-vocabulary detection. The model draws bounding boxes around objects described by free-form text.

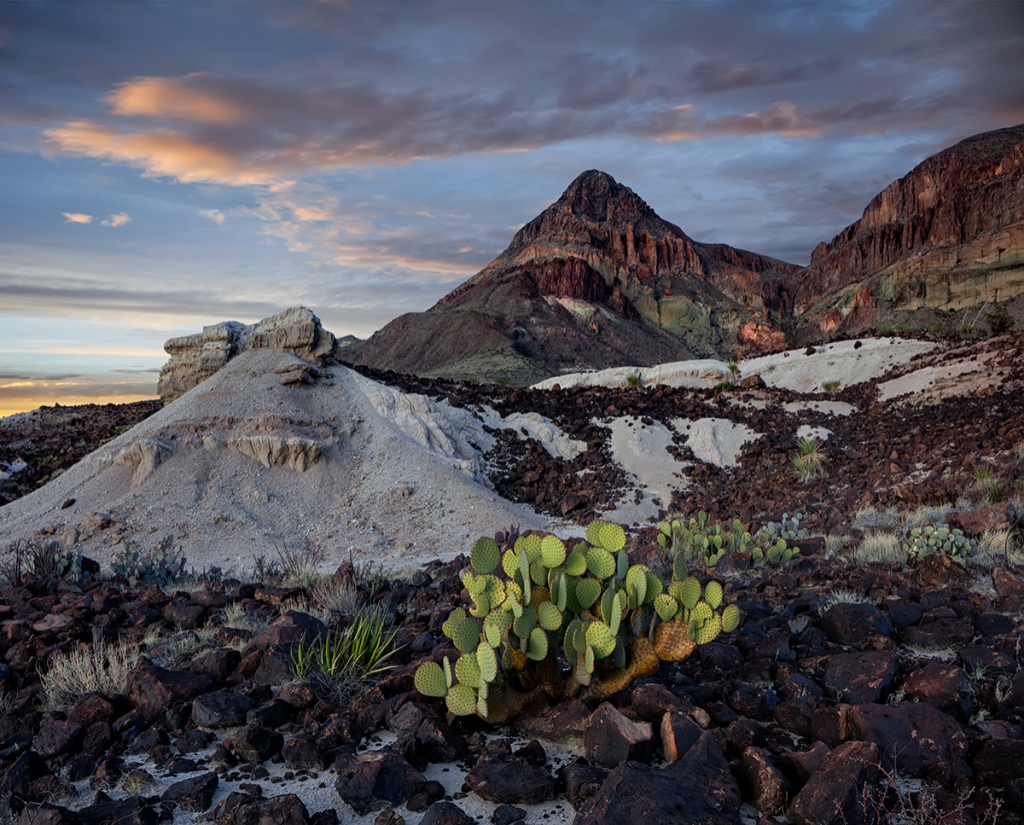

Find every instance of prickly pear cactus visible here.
[110,537,187,587]
[905,524,976,563]
[415,519,743,721]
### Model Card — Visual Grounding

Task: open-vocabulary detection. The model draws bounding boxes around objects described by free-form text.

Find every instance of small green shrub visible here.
[290,604,402,683]
[905,524,977,564]
[973,466,1002,504]
[821,380,842,394]
[794,436,826,482]
[626,372,642,388]
[985,305,1014,336]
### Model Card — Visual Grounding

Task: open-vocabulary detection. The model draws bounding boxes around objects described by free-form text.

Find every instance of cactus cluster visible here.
[55,549,93,582]
[111,538,186,587]
[905,524,977,564]
[658,511,794,570]
[416,520,741,720]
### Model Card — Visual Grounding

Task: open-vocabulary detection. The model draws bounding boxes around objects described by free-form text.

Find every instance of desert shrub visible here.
[985,304,1014,336]
[277,539,328,585]
[415,520,742,720]
[821,379,842,394]
[626,372,642,388]
[312,578,362,619]
[972,466,1001,503]
[815,587,873,615]
[851,531,906,565]
[0,540,93,585]
[41,640,141,710]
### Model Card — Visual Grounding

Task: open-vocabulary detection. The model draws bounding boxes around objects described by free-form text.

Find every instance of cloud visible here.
[44,121,282,187]
[199,209,225,225]
[111,366,161,374]
[62,212,92,224]
[109,74,246,125]
[101,212,131,227]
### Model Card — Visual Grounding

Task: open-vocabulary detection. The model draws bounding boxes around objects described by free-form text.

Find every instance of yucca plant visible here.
[289,604,403,683]
[794,436,826,482]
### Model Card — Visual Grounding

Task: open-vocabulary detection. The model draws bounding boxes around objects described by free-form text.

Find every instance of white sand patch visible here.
[797,424,833,442]
[783,400,857,416]
[740,338,938,392]
[674,418,761,467]
[533,360,729,390]
[876,349,1001,402]
[601,417,689,525]
[484,409,587,460]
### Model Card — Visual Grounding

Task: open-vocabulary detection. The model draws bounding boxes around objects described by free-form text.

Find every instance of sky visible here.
[1,1,1023,418]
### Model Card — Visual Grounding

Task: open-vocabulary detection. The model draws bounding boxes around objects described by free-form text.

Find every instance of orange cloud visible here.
[109,75,246,125]
[44,121,281,186]
[658,101,821,142]
[101,212,131,227]
[62,212,93,224]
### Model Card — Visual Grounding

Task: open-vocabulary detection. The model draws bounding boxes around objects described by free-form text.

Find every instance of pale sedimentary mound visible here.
[157,306,338,404]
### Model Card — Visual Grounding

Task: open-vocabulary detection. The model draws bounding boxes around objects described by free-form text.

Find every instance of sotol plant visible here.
[414,520,741,721]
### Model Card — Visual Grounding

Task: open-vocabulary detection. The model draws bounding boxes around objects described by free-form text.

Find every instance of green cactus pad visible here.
[477,695,489,719]
[455,653,481,688]
[446,684,478,716]
[443,656,453,689]
[679,577,701,611]
[541,535,567,568]
[617,549,628,581]
[598,522,626,553]
[502,548,520,578]
[516,534,543,563]
[692,600,713,624]
[505,580,523,606]
[565,548,588,577]
[587,547,615,580]
[644,570,663,603]
[721,604,741,633]
[469,591,490,618]
[673,554,688,582]
[654,593,678,622]
[530,559,548,587]
[585,644,595,673]
[586,519,609,546]
[552,571,568,612]
[513,606,537,639]
[453,618,481,653]
[477,644,498,683]
[526,627,548,661]
[575,577,601,610]
[538,601,563,631]
[586,621,616,658]
[470,537,500,575]
[564,617,583,662]
[613,636,627,669]
[626,565,648,608]
[442,608,467,639]
[692,613,721,645]
[413,662,447,697]
[704,580,723,610]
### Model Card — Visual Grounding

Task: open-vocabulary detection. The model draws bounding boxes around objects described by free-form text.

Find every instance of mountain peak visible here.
[556,169,657,225]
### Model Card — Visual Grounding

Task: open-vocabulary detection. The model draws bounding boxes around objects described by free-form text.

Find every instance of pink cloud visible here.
[61,212,93,224]
[109,75,247,125]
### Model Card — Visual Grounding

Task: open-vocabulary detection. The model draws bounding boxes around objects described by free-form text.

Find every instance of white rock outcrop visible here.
[157,306,338,404]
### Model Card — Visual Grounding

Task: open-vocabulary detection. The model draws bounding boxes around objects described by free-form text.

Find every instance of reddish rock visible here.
[993,567,1024,598]
[231,794,311,825]
[901,661,972,721]
[127,659,213,723]
[661,711,703,763]
[819,603,893,647]
[847,703,967,776]
[583,702,654,768]
[739,747,791,816]
[34,719,84,759]
[822,651,897,704]
[787,741,882,825]
[948,504,1010,536]
[334,748,426,815]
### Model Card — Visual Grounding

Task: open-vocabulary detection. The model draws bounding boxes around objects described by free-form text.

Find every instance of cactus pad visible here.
[691,613,721,645]
[574,577,601,610]
[586,621,616,659]
[538,601,563,631]
[654,593,678,622]
[598,522,626,553]
[471,537,500,575]
[442,608,467,639]
[516,534,543,563]
[541,535,567,568]
[455,653,481,688]
[625,565,648,608]
[526,627,548,661]
[446,684,478,716]
[704,580,723,610]
[477,644,498,682]
[513,606,537,639]
[679,577,701,611]
[413,661,447,697]
[721,604,741,633]
[502,548,519,578]
[453,618,481,653]
[653,620,697,662]
[587,547,615,580]
[565,548,587,577]
[586,519,609,545]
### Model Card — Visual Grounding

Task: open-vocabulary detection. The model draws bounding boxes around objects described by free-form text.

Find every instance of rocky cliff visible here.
[790,123,1024,335]
[353,171,799,383]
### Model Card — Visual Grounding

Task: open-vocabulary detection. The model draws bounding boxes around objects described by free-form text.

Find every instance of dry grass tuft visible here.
[850,531,906,565]
[41,639,141,711]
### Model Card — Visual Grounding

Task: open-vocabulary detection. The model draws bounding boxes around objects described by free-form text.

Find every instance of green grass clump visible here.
[793,436,826,482]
